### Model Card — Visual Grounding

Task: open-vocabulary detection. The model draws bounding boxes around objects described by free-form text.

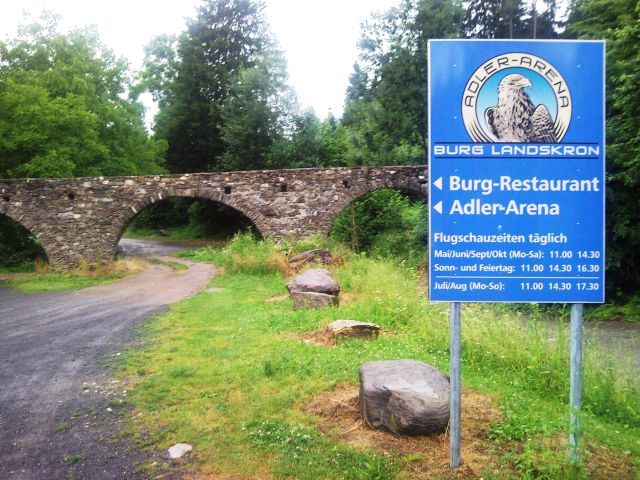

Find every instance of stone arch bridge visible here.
[0,166,427,269]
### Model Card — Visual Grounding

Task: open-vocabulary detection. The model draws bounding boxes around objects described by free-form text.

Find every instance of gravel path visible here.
[0,239,215,480]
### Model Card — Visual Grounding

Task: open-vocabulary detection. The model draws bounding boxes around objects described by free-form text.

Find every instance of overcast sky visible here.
[0,0,399,122]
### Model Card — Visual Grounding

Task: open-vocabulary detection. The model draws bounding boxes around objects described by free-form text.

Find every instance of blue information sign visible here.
[428,40,605,303]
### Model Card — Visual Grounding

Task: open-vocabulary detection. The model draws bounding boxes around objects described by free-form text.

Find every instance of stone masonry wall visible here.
[0,166,427,269]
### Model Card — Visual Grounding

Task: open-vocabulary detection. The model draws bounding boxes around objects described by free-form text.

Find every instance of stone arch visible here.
[0,205,52,265]
[320,176,427,237]
[108,187,271,259]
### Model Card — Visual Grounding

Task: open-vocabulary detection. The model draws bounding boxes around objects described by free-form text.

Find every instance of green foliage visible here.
[179,232,282,275]
[0,13,165,268]
[343,0,463,166]
[142,0,291,173]
[219,50,297,171]
[121,239,639,478]
[267,110,360,169]
[329,189,427,266]
[463,0,560,39]
[490,396,559,442]
[585,296,640,322]
[0,215,45,269]
[0,14,165,179]
[142,0,356,174]
[127,198,256,240]
[567,0,640,296]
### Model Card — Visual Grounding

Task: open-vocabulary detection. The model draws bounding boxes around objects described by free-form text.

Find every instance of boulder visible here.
[359,360,449,436]
[290,291,339,309]
[286,268,340,296]
[327,320,380,340]
[289,248,333,268]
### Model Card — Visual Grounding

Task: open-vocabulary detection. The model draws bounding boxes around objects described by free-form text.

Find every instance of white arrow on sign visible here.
[433,201,443,214]
[433,177,443,190]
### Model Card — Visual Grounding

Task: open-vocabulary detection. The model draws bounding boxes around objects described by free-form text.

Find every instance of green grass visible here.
[0,263,37,274]
[148,258,188,271]
[54,422,69,432]
[123,225,225,243]
[64,453,84,464]
[1,258,145,292]
[585,296,640,322]
[3,271,129,292]
[119,235,640,479]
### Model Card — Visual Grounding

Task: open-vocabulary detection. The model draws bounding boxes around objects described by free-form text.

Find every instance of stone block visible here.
[327,320,380,339]
[290,290,338,309]
[286,268,339,296]
[359,360,449,436]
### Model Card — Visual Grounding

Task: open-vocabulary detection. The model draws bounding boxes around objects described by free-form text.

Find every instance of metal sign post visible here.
[449,302,462,468]
[569,303,584,461]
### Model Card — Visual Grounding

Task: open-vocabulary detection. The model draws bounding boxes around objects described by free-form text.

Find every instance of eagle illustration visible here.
[485,73,557,143]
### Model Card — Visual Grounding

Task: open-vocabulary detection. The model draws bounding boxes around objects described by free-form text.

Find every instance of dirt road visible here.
[0,239,215,479]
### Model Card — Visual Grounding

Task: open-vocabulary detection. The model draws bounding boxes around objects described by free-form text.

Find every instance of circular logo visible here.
[461,53,572,143]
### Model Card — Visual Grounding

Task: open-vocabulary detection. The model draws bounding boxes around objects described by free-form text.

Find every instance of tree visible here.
[462,0,559,39]
[317,116,358,167]
[0,14,165,179]
[567,0,640,296]
[219,50,296,171]
[343,0,464,166]
[534,0,561,39]
[0,14,165,267]
[464,0,505,38]
[268,108,323,169]
[142,0,282,173]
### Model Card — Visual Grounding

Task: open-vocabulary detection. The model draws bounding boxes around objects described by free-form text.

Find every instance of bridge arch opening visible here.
[0,213,48,271]
[116,196,262,253]
[328,188,427,260]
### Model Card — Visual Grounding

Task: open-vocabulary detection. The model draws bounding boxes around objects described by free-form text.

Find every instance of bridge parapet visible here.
[0,166,427,269]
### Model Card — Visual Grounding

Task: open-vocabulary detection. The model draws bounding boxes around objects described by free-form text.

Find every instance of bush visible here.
[0,215,46,270]
[179,232,285,275]
[329,189,427,267]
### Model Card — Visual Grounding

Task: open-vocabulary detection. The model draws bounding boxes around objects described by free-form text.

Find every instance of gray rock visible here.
[286,268,340,296]
[327,320,380,339]
[359,360,449,436]
[290,290,338,309]
[168,443,192,459]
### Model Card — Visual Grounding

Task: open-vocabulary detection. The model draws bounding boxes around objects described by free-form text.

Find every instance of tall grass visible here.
[5,258,146,292]
[180,233,286,275]
[178,232,350,276]
[123,235,639,478]
[179,235,639,429]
